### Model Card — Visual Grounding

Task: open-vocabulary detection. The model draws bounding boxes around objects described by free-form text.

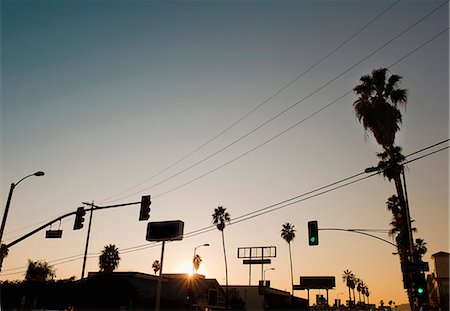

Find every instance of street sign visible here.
[45,229,62,239]
[402,262,429,272]
[243,259,271,265]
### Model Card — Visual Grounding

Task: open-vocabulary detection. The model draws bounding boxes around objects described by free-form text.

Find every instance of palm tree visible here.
[365,287,370,305]
[342,270,355,305]
[354,68,415,307]
[99,244,120,273]
[414,238,427,262]
[152,260,161,275]
[193,254,202,273]
[212,206,231,308]
[356,278,362,303]
[280,223,296,295]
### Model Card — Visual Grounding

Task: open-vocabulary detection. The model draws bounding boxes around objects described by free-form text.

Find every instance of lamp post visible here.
[263,267,275,281]
[193,243,209,274]
[0,171,45,270]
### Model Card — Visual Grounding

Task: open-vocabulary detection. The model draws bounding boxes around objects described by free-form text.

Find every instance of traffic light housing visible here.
[73,207,86,230]
[308,221,319,246]
[414,272,428,306]
[139,195,151,221]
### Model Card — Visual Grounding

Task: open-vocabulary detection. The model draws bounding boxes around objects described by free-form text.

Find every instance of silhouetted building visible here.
[227,282,308,310]
[427,251,449,310]
[85,271,226,310]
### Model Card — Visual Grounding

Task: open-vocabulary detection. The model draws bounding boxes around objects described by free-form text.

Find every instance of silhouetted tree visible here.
[342,270,355,305]
[353,68,415,307]
[212,206,230,308]
[193,254,202,273]
[99,244,120,273]
[280,222,295,294]
[25,260,55,282]
[414,238,427,262]
[152,260,161,275]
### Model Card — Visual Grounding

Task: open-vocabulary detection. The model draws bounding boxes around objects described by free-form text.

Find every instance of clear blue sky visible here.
[1,0,448,305]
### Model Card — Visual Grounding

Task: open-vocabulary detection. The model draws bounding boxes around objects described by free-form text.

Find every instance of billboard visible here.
[146,220,184,241]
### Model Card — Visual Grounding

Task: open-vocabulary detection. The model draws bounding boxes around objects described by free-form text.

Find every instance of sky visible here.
[1,0,448,306]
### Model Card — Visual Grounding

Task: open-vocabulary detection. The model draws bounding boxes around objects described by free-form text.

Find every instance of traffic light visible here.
[73,207,86,230]
[139,195,151,221]
[308,221,319,246]
[414,272,428,306]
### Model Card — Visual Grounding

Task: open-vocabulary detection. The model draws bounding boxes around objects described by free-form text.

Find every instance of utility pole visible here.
[81,201,94,279]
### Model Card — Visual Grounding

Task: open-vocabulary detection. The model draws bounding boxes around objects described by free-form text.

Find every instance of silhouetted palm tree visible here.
[354,68,414,307]
[356,278,362,303]
[152,260,161,275]
[193,254,202,273]
[280,223,295,295]
[212,206,230,308]
[342,270,355,305]
[414,238,427,262]
[99,244,120,273]
[152,260,160,274]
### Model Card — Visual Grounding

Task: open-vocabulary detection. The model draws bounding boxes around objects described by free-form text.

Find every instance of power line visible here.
[97,1,402,204]
[4,20,447,243]
[99,2,448,204]
[3,140,446,277]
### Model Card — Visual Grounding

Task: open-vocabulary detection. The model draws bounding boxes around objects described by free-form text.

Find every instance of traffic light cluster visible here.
[73,207,86,230]
[308,220,319,246]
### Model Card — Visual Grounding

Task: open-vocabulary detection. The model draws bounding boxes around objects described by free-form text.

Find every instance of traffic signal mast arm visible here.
[5,196,150,250]
[5,210,78,249]
[319,228,397,247]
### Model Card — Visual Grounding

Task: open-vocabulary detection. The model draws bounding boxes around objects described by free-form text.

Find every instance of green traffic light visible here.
[310,237,316,243]
[417,287,424,295]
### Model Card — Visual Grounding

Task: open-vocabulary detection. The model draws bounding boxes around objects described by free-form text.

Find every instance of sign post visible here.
[238,246,276,285]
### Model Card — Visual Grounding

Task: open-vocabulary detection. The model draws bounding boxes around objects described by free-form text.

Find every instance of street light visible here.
[193,243,209,274]
[263,267,275,281]
[0,171,45,270]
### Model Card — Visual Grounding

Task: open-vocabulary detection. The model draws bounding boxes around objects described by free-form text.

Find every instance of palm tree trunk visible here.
[288,242,294,295]
[221,230,229,309]
[348,286,352,306]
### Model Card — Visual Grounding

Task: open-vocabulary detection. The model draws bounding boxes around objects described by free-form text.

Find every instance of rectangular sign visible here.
[146,220,184,241]
[237,246,277,259]
[402,262,430,272]
[45,230,63,239]
[243,259,271,265]
[300,276,336,289]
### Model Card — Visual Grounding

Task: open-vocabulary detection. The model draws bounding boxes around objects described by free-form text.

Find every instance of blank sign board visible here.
[146,220,184,241]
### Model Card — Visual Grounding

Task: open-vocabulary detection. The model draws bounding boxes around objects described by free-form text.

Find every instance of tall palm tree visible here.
[212,206,230,308]
[193,254,202,273]
[342,270,355,305]
[354,68,415,307]
[99,244,120,273]
[356,278,362,303]
[280,223,296,295]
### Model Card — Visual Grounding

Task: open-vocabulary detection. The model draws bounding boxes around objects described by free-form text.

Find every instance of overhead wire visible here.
[99,1,448,203]
[5,2,445,241]
[97,0,402,204]
[2,3,448,278]
[3,5,447,245]
[2,139,447,277]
